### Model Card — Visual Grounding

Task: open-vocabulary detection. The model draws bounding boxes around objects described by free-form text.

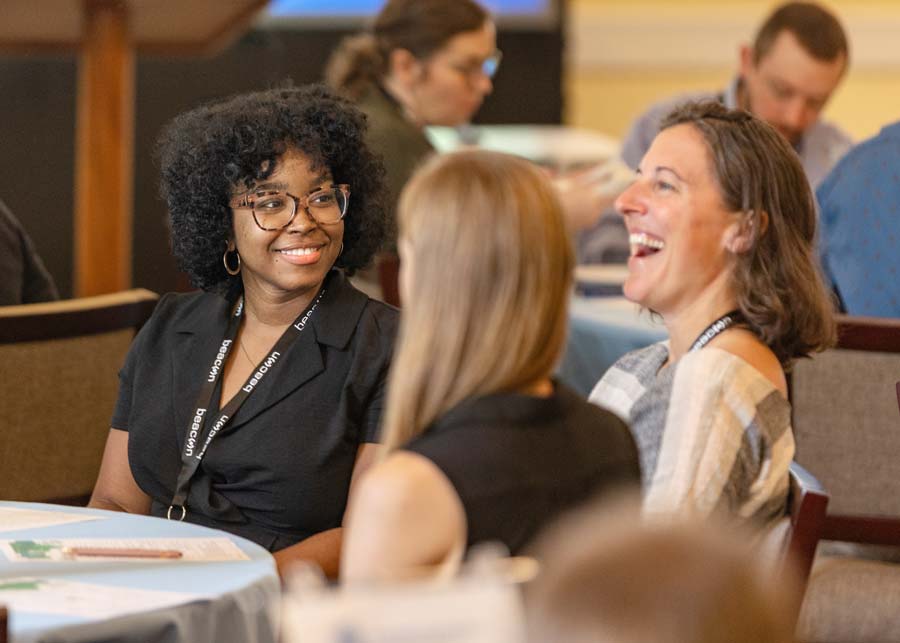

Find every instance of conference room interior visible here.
[2,1,900,642]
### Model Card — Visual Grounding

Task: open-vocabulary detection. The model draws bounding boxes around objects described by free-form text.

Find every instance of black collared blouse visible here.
[112,270,398,551]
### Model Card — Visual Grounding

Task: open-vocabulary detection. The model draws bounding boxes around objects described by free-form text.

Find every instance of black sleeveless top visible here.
[404,383,641,555]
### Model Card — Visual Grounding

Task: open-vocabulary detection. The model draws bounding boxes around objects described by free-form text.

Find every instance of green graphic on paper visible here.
[0,579,42,591]
[9,540,58,559]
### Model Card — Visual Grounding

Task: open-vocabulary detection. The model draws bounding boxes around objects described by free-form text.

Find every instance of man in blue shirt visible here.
[816,122,900,318]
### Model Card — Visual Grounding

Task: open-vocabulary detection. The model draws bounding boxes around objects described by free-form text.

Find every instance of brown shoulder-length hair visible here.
[380,150,573,452]
[325,0,489,100]
[660,101,836,366]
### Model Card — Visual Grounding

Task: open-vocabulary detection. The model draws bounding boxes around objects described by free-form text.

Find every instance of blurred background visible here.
[0,0,896,297]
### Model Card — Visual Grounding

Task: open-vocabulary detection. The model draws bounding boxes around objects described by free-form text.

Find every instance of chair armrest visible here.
[836,315,900,352]
[822,515,900,546]
[786,462,829,589]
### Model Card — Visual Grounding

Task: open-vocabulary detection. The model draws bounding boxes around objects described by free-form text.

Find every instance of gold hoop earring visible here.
[223,248,241,276]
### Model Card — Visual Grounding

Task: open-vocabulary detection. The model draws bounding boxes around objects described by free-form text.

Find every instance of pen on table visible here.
[61,547,183,559]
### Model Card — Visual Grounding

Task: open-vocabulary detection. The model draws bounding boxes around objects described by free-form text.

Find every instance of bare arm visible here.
[273,527,343,580]
[341,451,466,583]
[89,428,151,514]
[273,442,383,581]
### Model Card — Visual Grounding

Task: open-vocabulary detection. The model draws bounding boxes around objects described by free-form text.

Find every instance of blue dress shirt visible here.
[816,121,900,318]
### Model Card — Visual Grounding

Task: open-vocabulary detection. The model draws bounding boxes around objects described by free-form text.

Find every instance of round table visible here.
[0,501,279,643]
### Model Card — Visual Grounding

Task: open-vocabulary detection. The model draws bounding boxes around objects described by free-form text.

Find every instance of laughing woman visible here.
[89,86,398,578]
[589,101,835,522]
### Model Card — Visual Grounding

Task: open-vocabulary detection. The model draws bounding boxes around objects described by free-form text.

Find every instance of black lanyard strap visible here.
[689,310,743,352]
[168,288,326,520]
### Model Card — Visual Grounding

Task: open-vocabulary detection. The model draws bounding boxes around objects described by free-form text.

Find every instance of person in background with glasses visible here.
[326,0,616,304]
[326,0,497,304]
[89,85,398,580]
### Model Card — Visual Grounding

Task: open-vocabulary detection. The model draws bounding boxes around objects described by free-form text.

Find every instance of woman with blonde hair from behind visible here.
[341,150,640,582]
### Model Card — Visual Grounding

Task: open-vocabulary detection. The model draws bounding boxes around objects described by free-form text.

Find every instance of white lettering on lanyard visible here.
[184,407,206,457]
[196,413,231,460]
[293,295,321,331]
[207,339,233,382]
[241,351,281,393]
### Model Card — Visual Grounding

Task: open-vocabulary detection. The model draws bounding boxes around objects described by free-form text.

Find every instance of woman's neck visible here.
[240,280,320,330]
[663,282,740,363]
[380,77,424,128]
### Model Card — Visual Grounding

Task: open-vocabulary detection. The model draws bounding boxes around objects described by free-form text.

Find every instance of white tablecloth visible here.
[0,501,279,643]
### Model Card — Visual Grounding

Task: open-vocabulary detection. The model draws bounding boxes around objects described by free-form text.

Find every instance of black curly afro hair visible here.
[158,84,388,294]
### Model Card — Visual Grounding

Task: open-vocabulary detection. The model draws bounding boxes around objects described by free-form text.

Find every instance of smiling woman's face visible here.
[614,124,741,317]
[230,149,344,301]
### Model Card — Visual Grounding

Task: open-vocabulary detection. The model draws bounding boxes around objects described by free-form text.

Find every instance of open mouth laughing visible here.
[629,232,665,258]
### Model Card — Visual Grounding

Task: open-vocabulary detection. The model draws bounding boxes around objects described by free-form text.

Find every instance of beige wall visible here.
[565,0,900,143]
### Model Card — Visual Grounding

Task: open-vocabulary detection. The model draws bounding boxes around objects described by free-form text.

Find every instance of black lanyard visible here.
[167,287,326,521]
[689,310,743,352]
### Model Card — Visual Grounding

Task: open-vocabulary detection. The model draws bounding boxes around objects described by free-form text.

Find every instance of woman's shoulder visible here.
[310,278,399,387]
[669,348,790,435]
[356,86,405,131]
[340,280,400,350]
[679,331,787,398]
[589,341,669,414]
[356,86,432,153]
[365,451,452,501]
[143,290,226,334]
[155,288,219,312]
[120,290,227,368]
[359,295,400,335]
[665,343,794,477]
[611,341,670,375]
[342,449,465,581]
[353,451,463,545]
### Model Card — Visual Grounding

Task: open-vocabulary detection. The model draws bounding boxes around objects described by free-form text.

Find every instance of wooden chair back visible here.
[790,315,900,518]
[0,289,158,504]
[790,321,900,643]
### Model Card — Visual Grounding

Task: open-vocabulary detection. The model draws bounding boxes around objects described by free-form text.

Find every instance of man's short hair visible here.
[753,2,849,64]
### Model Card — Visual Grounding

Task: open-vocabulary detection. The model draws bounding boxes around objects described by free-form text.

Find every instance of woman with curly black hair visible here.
[90,85,398,579]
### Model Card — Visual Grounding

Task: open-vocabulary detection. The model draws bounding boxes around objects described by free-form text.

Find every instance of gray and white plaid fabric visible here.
[590,342,793,522]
